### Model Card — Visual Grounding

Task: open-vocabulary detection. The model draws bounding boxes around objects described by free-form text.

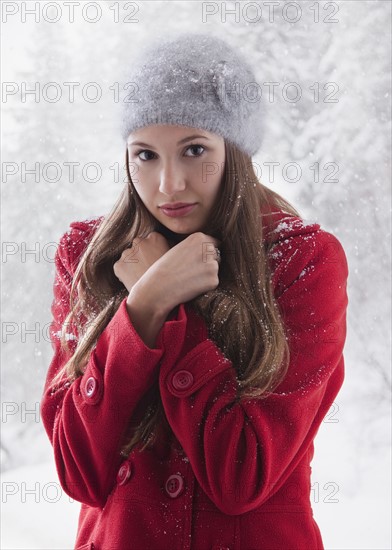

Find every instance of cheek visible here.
[208,153,225,194]
[132,172,155,204]
[198,163,224,197]
[136,188,154,207]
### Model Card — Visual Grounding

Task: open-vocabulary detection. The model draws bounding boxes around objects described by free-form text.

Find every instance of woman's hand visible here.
[131,232,221,316]
[113,231,170,293]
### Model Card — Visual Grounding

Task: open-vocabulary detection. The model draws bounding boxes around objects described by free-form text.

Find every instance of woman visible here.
[41,33,349,549]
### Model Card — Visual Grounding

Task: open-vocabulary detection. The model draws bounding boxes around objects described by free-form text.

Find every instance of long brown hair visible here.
[51,139,301,456]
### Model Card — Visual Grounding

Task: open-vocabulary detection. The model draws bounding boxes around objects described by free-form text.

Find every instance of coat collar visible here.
[260,203,320,245]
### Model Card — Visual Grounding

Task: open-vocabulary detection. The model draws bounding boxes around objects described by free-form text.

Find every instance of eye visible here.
[134,144,205,161]
[185,144,205,157]
[136,149,156,161]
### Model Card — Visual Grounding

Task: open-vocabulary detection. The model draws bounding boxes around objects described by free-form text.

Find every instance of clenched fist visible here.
[131,231,221,314]
[113,231,170,293]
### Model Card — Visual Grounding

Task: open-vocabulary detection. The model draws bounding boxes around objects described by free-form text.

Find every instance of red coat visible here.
[41,207,349,550]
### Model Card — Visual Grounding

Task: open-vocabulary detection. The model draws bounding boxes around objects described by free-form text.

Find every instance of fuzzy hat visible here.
[120,32,264,157]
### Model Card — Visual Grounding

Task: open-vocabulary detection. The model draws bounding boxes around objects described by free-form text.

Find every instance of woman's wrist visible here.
[129,271,177,319]
[125,281,173,349]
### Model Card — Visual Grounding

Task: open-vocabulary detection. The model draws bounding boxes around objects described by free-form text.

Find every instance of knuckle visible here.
[193,231,204,241]
[211,260,219,272]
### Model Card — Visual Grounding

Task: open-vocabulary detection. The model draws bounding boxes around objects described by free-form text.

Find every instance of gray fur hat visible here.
[120,32,264,157]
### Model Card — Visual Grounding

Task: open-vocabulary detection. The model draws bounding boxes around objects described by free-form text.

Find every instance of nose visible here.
[159,161,186,195]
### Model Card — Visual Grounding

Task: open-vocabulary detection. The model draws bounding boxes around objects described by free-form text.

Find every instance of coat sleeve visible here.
[158,229,349,515]
[40,225,187,508]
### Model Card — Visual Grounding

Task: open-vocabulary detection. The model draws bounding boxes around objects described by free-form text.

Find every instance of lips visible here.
[160,203,196,210]
[160,203,198,217]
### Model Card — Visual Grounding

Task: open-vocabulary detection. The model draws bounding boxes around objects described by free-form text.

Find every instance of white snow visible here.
[54,330,77,341]
[1,456,79,549]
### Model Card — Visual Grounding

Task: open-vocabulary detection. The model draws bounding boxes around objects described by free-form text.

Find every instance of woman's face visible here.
[127,124,226,235]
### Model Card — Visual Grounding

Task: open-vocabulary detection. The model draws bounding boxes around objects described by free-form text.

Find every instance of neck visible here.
[155,222,188,248]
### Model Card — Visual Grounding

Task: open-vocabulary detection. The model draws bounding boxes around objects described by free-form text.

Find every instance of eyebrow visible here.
[128,134,211,148]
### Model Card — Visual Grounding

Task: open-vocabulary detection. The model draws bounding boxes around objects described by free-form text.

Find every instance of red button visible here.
[117,461,132,486]
[85,376,97,398]
[165,474,184,498]
[172,370,194,391]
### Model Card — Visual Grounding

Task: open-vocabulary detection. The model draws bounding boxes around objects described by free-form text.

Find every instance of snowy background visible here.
[1,0,391,548]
